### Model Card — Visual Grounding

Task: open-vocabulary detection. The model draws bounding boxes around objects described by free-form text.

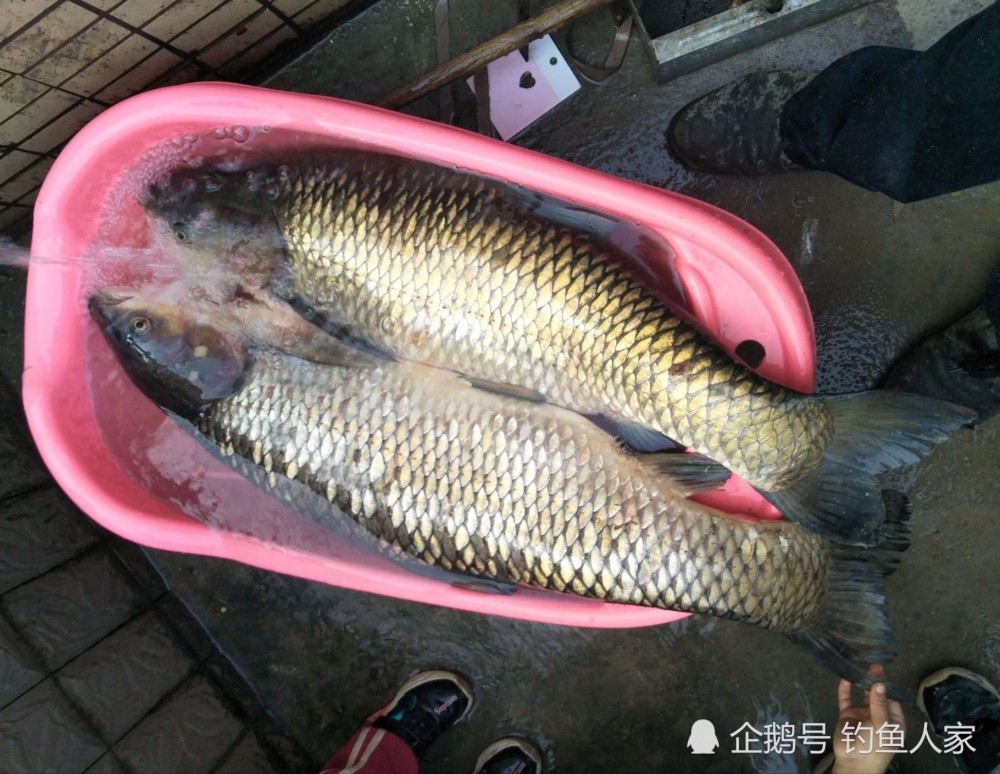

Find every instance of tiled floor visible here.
[1,7,386,765]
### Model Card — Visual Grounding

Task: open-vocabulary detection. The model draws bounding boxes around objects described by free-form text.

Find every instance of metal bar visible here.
[633,0,876,82]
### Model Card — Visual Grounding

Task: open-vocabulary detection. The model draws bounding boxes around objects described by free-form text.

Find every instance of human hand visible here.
[831,665,906,774]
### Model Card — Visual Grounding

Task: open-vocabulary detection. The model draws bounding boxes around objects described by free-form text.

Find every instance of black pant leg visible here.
[780,1,1000,202]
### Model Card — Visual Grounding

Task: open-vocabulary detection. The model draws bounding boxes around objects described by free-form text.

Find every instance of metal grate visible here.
[0,0,361,241]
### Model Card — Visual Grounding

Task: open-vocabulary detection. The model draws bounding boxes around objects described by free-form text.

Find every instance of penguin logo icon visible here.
[687,719,719,754]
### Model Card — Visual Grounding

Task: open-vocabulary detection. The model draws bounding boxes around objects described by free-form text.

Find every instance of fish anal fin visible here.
[642,451,731,493]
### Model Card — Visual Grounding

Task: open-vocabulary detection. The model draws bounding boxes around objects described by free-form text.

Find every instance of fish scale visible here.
[270,155,830,490]
[200,350,829,634]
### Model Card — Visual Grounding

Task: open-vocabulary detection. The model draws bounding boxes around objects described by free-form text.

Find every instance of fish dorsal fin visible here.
[458,374,547,403]
[638,451,732,493]
[447,574,517,595]
[506,185,619,240]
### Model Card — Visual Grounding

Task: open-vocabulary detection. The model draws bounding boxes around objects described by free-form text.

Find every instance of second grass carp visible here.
[90,284,911,687]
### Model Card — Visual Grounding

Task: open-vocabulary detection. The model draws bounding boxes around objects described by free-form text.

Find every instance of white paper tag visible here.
[466,35,581,140]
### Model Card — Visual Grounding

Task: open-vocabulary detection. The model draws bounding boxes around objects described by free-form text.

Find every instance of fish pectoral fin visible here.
[279,334,383,369]
[284,294,397,362]
[458,374,547,403]
[240,292,384,368]
[640,451,732,493]
[616,420,684,452]
[285,294,334,328]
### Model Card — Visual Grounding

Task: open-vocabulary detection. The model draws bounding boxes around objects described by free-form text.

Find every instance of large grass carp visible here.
[90,285,910,686]
[144,149,972,545]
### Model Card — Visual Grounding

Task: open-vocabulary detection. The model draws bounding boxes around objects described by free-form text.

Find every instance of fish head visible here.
[143,166,286,283]
[89,285,249,419]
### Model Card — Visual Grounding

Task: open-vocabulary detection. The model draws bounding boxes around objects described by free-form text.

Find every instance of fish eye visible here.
[128,315,153,336]
[172,222,192,242]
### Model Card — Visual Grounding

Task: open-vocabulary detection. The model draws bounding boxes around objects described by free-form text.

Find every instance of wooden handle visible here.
[378,0,614,110]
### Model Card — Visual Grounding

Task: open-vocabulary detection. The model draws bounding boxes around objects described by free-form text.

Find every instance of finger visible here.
[869,682,890,727]
[838,679,853,713]
[888,697,906,730]
[862,665,883,707]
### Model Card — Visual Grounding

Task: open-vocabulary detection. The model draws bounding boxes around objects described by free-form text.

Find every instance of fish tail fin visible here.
[761,391,973,545]
[874,489,912,559]
[823,391,976,473]
[786,505,911,698]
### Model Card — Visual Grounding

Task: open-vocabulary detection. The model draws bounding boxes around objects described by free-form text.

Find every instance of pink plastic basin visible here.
[24,83,815,628]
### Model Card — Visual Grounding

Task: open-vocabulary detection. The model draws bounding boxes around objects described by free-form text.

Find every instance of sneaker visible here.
[474,736,543,774]
[368,670,473,756]
[884,265,1000,423]
[918,667,1000,774]
[667,70,816,175]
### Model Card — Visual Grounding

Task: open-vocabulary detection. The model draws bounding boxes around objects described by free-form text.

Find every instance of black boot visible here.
[667,70,816,175]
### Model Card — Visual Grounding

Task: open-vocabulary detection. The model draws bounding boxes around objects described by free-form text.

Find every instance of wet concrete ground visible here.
[10,0,1000,771]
